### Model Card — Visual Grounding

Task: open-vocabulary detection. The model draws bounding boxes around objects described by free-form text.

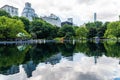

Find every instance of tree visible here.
[0,9,11,17]
[97,22,109,38]
[19,17,30,33]
[85,21,103,29]
[85,21,105,38]
[85,22,96,29]
[30,19,57,39]
[12,16,30,33]
[58,24,75,39]
[97,26,106,38]
[30,20,47,38]
[76,26,88,39]
[87,28,97,39]
[104,21,120,39]
[0,16,31,40]
[94,21,103,27]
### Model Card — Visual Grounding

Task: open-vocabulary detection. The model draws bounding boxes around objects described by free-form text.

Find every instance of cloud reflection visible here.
[0,53,120,80]
[29,53,120,80]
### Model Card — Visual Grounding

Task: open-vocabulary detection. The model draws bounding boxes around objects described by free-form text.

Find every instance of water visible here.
[0,40,120,80]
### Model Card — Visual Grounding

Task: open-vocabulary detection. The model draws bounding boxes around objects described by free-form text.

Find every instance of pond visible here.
[0,40,120,80]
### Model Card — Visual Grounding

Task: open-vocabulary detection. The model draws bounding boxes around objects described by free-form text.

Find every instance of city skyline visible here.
[0,0,120,26]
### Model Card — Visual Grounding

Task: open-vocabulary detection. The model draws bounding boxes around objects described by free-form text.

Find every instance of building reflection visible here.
[1,65,19,75]
[45,53,62,65]
[22,61,36,78]
[65,56,73,61]
[0,41,120,79]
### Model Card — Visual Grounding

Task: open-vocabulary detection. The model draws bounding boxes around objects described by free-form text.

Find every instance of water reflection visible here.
[0,41,120,80]
[30,54,120,80]
[0,45,30,75]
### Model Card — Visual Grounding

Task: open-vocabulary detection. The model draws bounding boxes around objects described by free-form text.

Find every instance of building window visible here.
[12,9,14,13]
[8,8,10,12]
[15,11,18,15]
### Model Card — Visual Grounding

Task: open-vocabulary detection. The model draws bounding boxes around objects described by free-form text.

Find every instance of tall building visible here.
[119,15,120,21]
[1,5,18,16]
[94,13,97,22]
[41,14,61,27]
[22,2,38,21]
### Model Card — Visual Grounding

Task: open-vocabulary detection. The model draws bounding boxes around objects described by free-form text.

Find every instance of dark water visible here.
[0,40,120,80]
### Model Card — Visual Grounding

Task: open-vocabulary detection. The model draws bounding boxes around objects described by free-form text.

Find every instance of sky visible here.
[0,0,120,26]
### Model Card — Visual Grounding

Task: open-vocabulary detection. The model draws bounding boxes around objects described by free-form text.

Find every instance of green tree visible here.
[0,9,11,17]
[104,21,120,39]
[97,26,106,38]
[94,21,103,27]
[85,21,103,38]
[19,17,30,33]
[87,28,97,39]
[86,21,103,29]
[58,24,75,39]
[76,26,88,39]
[12,16,30,33]
[85,22,96,29]
[0,16,31,40]
[97,22,109,38]
[30,19,57,39]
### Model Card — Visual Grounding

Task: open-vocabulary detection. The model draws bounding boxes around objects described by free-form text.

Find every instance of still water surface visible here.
[0,40,120,80]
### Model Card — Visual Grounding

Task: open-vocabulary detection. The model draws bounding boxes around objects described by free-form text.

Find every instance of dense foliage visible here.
[0,9,11,17]
[29,19,58,39]
[0,10,120,40]
[58,24,75,39]
[0,16,31,40]
[76,26,88,39]
[104,21,120,39]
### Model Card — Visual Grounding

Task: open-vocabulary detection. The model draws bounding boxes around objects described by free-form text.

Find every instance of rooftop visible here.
[1,5,18,9]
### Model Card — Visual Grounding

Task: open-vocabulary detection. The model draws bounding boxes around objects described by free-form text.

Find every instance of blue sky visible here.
[0,0,120,26]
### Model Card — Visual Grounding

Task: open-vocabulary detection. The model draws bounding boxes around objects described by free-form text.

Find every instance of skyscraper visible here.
[94,13,97,22]
[119,15,120,21]
[22,2,37,21]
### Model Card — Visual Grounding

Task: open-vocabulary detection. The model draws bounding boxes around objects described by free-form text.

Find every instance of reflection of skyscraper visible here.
[23,61,36,78]
[94,56,97,64]
[45,53,62,65]
[1,65,19,75]
[65,56,73,61]
[94,13,97,22]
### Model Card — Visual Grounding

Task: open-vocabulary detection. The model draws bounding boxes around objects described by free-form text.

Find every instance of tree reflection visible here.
[104,41,120,58]
[58,42,76,57]
[0,40,120,76]
[0,45,30,75]
[75,41,106,57]
[28,43,59,64]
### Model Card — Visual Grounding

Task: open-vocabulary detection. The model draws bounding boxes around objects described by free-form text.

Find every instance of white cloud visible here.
[0,0,120,25]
